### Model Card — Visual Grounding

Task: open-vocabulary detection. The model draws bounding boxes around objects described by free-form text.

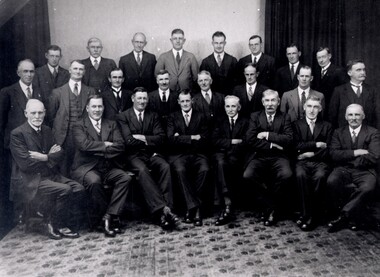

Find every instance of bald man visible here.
[119,32,157,92]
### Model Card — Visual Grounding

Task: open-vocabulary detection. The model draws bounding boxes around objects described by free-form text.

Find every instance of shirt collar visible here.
[214,52,225,61]
[69,79,81,93]
[201,89,212,100]
[266,112,276,119]
[298,87,310,97]
[159,88,170,98]
[349,125,362,135]
[90,56,101,64]
[47,64,58,74]
[322,62,331,71]
[289,61,299,69]
[133,108,144,118]
[182,109,192,118]
[28,122,40,132]
[134,51,143,59]
[229,114,238,121]
[112,86,121,92]
[350,81,363,87]
[89,116,101,128]
[246,82,257,91]
[172,49,183,57]
[251,52,262,62]
[306,117,316,125]
[19,80,32,93]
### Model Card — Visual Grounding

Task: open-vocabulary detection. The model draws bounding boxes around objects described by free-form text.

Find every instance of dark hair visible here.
[46,45,62,54]
[178,89,192,98]
[286,43,300,52]
[212,31,226,40]
[346,59,365,71]
[109,68,123,78]
[249,35,262,43]
[155,69,170,78]
[171,29,184,36]
[86,94,103,106]
[316,47,331,54]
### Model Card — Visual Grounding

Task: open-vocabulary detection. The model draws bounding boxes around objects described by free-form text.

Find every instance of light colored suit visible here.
[281,88,325,122]
[155,50,199,92]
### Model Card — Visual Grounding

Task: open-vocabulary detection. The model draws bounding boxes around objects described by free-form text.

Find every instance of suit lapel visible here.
[25,124,43,150]
[361,84,369,104]
[273,112,282,132]
[178,51,188,75]
[84,117,100,141]
[128,109,142,132]
[342,126,352,148]
[356,125,366,149]
[313,120,323,139]
[14,84,28,110]
[62,84,71,114]
[139,51,148,74]
[105,90,118,111]
[101,119,112,141]
[259,111,268,130]
[290,90,299,117]
[80,86,90,112]
[169,51,178,74]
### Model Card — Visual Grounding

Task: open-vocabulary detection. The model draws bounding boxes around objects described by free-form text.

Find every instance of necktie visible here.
[114,90,121,108]
[248,86,253,101]
[321,68,327,78]
[184,113,189,126]
[290,64,295,80]
[353,85,361,98]
[138,112,143,124]
[309,120,315,134]
[36,128,41,136]
[176,52,181,67]
[95,121,101,135]
[52,67,58,80]
[26,87,32,99]
[253,56,257,66]
[352,130,357,144]
[162,91,167,102]
[73,83,79,96]
[300,91,306,119]
[136,53,141,66]
[94,59,99,70]
[230,118,235,131]
[204,92,211,104]
[217,54,222,67]
[268,114,273,127]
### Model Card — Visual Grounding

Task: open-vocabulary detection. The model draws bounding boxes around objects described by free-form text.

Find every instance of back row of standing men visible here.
[1,28,379,239]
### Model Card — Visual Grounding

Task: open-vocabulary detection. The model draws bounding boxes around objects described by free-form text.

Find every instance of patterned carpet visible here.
[1,211,380,277]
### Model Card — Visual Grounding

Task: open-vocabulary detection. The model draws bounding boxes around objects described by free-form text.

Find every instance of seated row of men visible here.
[9,85,379,239]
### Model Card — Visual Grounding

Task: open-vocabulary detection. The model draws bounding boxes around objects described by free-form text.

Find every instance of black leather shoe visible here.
[160,215,171,230]
[183,210,194,224]
[296,216,305,227]
[58,227,80,238]
[300,217,315,231]
[264,210,277,226]
[104,218,116,237]
[328,215,348,233]
[46,223,62,240]
[215,205,234,226]
[194,208,203,227]
[112,218,124,234]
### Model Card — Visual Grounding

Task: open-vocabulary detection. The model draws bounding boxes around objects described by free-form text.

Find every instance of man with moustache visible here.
[244,89,293,226]
[281,66,325,122]
[101,68,133,120]
[233,63,268,118]
[167,90,210,226]
[147,69,179,131]
[200,31,238,95]
[327,104,380,232]
[329,60,380,130]
[33,45,70,104]
[155,29,198,92]
[48,60,96,176]
[212,95,249,225]
[119,32,157,92]
[10,99,84,239]
[81,37,117,93]
[274,43,303,97]
[292,96,333,231]
[71,95,131,237]
[116,87,179,230]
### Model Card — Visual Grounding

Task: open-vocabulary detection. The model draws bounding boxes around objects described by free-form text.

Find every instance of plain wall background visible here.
[48,0,265,68]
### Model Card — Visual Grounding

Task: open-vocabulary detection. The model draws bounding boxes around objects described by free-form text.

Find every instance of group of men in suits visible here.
[1,28,380,239]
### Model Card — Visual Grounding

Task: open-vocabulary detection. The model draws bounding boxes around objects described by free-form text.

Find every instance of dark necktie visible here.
[73,83,79,96]
[217,54,222,67]
[204,92,211,105]
[26,87,32,99]
[114,89,121,108]
[138,112,143,124]
[176,52,181,67]
[95,121,101,135]
[268,114,273,127]
[321,68,327,78]
[253,56,257,66]
[352,130,357,144]
[352,85,361,98]
[230,118,235,131]
[52,67,58,81]
[248,86,253,101]
[136,53,141,66]
[300,91,306,119]
[162,91,167,102]
[290,64,295,80]
[94,59,99,70]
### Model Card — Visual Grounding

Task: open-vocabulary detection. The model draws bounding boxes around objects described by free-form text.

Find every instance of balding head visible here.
[17,59,35,86]
[25,99,45,128]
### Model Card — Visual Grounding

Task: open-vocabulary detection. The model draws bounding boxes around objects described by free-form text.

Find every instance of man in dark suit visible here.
[292,95,333,231]
[274,43,303,97]
[147,69,179,131]
[71,95,131,237]
[237,35,276,88]
[33,45,70,105]
[155,29,199,92]
[212,95,249,225]
[327,104,380,232]
[0,59,42,226]
[329,59,380,130]
[167,90,210,226]
[81,37,117,93]
[192,70,225,131]
[312,47,348,114]
[116,87,179,230]
[199,31,237,95]
[243,89,293,226]
[281,66,325,122]
[48,60,96,176]
[101,68,132,120]
[232,63,268,118]
[10,99,84,239]
[119,32,157,92]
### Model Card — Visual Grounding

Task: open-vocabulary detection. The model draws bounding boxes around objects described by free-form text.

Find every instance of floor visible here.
[0,210,380,277]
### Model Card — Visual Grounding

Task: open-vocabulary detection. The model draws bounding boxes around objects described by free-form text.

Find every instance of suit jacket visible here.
[101,88,133,120]
[199,52,237,94]
[212,115,249,159]
[116,108,165,157]
[292,118,333,161]
[9,122,67,202]
[119,51,157,92]
[48,83,96,145]
[237,53,276,88]
[312,64,348,106]
[274,63,303,97]
[0,82,42,149]
[166,110,209,163]
[33,64,70,104]
[232,83,268,118]
[147,90,180,126]
[329,82,380,129]
[192,91,225,127]
[155,50,199,91]
[246,110,293,163]
[281,88,325,122]
[81,57,117,93]
[330,125,380,174]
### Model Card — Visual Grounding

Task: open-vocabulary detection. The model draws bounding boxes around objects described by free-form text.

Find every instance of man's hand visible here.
[354,149,369,157]
[104,141,114,147]
[191,134,201,140]
[231,139,242,145]
[316,142,327,148]
[48,144,61,154]
[257,132,268,140]
[132,134,147,144]
[297,152,315,160]
[271,143,283,150]
[29,151,48,161]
